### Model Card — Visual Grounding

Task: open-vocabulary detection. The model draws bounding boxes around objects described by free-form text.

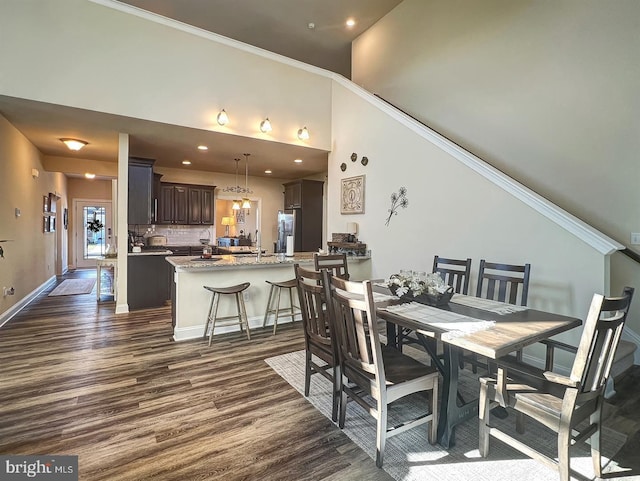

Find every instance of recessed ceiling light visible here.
[346,18,356,28]
[197,145,208,151]
[182,160,192,165]
[294,159,303,163]
[84,173,96,179]
[265,170,272,174]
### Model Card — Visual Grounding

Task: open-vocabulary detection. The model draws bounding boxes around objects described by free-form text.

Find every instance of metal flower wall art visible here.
[385,187,408,226]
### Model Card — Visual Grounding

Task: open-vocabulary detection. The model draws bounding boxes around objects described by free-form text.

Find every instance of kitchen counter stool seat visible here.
[203,282,251,345]
[263,278,300,334]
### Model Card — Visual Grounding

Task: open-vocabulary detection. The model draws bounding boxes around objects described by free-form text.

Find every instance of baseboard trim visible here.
[173,314,302,341]
[0,276,57,328]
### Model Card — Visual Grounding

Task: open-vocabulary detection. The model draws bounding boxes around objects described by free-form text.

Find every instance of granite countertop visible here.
[166,252,315,270]
[166,252,371,270]
[128,250,173,256]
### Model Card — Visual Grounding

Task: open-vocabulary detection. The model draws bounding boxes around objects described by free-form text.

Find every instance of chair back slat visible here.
[314,253,350,280]
[476,260,531,306]
[295,264,333,347]
[432,256,472,294]
[327,273,383,380]
[571,287,634,392]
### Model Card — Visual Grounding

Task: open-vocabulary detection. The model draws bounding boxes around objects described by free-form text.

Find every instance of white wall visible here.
[352,0,640,337]
[0,115,67,323]
[329,81,612,354]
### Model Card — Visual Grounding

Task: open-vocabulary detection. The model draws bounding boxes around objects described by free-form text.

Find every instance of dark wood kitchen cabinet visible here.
[128,157,155,225]
[128,254,170,310]
[188,186,215,224]
[282,179,324,252]
[158,183,188,224]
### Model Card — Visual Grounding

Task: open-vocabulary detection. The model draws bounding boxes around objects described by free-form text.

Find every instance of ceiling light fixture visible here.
[346,18,356,28]
[260,117,272,133]
[84,173,96,179]
[197,145,208,151]
[223,157,253,198]
[217,109,229,126]
[182,160,192,165]
[265,170,272,174]
[297,126,309,140]
[232,200,241,210]
[60,138,88,151]
[294,158,303,163]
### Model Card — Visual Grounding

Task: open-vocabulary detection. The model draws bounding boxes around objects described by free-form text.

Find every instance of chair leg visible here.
[203,292,215,340]
[262,284,275,328]
[331,363,341,423]
[238,293,251,341]
[429,378,438,444]
[287,287,297,322]
[516,412,525,434]
[208,293,221,347]
[478,382,491,457]
[558,428,571,481]
[272,285,283,334]
[590,406,603,477]
[375,399,387,468]
[304,349,312,396]
[338,374,348,429]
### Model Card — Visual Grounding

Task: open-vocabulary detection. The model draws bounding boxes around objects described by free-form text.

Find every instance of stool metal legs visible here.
[204,291,251,345]
[263,284,299,334]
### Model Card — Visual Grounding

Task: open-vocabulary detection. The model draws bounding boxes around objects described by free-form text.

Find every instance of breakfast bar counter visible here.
[167,253,371,341]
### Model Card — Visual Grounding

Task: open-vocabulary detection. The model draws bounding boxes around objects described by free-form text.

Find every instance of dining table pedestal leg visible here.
[437,344,479,448]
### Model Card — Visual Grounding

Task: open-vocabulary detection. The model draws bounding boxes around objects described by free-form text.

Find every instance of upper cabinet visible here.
[188,186,215,225]
[158,183,188,224]
[128,158,155,225]
[284,181,303,209]
[282,179,324,252]
[159,182,215,225]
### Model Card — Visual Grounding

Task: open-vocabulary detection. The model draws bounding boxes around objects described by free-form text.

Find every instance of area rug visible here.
[266,349,628,481]
[48,279,96,296]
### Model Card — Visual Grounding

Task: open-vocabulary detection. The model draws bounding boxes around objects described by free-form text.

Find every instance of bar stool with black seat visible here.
[262,278,300,334]
[203,282,251,345]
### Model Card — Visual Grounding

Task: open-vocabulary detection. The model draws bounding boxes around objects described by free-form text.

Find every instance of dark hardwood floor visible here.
[0,269,638,480]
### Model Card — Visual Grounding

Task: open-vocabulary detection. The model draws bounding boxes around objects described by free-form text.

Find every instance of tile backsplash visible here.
[130,225,214,245]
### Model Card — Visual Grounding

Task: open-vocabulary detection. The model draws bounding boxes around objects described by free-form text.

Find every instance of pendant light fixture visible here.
[241,153,251,209]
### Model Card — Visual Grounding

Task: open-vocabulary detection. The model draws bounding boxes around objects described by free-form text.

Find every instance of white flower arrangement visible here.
[387,271,450,298]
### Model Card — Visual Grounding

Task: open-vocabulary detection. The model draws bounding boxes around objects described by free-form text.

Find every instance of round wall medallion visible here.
[361,156,369,166]
[340,162,347,171]
[350,152,358,162]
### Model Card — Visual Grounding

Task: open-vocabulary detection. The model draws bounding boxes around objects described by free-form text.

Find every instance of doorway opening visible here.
[74,200,112,268]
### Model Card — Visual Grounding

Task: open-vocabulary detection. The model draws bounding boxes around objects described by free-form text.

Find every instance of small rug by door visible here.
[48,279,96,296]
[266,349,628,481]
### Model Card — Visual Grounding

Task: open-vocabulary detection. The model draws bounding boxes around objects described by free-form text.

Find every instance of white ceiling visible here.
[0,0,402,180]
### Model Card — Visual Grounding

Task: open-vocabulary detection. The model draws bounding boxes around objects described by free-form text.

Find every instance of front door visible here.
[75,200,112,268]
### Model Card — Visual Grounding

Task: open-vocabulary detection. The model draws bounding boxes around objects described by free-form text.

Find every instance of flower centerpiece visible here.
[387,271,454,307]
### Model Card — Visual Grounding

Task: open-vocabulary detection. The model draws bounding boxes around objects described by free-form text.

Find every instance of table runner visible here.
[450,294,528,315]
[380,302,495,339]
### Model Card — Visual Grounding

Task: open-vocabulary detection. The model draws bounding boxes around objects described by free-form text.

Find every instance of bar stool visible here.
[203,282,251,345]
[262,279,300,334]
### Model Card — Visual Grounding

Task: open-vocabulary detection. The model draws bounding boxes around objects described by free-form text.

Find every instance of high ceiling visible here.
[0,0,402,180]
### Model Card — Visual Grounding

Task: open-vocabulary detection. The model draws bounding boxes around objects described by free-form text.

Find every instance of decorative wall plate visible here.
[351,152,358,162]
[341,175,365,214]
[340,162,347,171]
[361,156,369,166]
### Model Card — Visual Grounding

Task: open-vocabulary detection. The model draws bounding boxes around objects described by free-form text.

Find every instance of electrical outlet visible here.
[3,287,15,296]
[631,233,640,245]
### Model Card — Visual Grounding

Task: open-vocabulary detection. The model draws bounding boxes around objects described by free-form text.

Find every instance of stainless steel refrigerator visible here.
[276,209,296,253]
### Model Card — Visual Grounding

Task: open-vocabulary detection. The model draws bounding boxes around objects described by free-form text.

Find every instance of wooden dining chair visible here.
[464,259,531,372]
[314,253,349,280]
[478,286,634,481]
[326,272,439,468]
[294,264,340,422]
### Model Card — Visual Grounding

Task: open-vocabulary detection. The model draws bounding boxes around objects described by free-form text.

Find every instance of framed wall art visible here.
[341,175,365,215]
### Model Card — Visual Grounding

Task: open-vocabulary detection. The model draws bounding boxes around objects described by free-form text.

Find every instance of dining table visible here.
[373,286,581,448]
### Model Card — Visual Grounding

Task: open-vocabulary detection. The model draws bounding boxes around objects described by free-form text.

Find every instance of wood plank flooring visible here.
[1,269,638,480]
[0,269,393,481]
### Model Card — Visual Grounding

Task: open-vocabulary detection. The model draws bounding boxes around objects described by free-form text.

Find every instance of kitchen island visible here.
[167,253,371,341]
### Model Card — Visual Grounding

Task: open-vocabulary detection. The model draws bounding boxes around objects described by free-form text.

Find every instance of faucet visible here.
[255,229,262,261]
